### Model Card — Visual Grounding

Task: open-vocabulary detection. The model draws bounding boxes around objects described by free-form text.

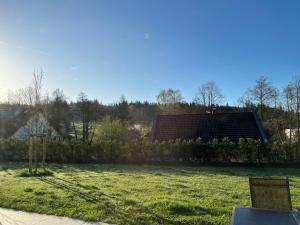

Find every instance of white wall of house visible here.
[284,129,299,142]
[12,113,61,140]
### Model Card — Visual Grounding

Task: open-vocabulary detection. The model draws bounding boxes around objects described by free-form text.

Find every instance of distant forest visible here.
[0,71,299,142]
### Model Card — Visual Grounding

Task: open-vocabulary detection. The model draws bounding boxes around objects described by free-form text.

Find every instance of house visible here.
[284,128,299,142]
[151,112,267,142]
[12,113,62,140]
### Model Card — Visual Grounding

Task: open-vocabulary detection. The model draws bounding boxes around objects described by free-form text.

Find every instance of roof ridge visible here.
[157,111,254,116]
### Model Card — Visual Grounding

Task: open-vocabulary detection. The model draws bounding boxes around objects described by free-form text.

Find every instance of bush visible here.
[0,139,27,161]
[94,116,129,162]
[3,133,300,165]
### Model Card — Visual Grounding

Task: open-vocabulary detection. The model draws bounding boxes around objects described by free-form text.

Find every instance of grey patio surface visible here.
[0,207,111,225]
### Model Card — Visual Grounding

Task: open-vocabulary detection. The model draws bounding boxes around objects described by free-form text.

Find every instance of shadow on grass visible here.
[38,176,178,225]
[2,161,300,178]
[169,204,211,216]
[38,176,108,203]
[45,163,300,179]
[16,169,54,177]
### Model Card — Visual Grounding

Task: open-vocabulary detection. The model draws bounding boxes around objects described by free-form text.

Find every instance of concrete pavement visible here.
[0,208,111,225]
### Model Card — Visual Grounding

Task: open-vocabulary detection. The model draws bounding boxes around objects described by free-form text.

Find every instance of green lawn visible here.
[0,163,300,225]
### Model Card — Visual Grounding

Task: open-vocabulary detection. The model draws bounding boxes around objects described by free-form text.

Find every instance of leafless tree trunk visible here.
[293,75,300,144]
[284,83,295,144]
[34,136,38,174]
[194,81,224,112]
[72,120,78,140]
[42,136,46,171]
[24,69,45,174]
[28,137,33,174]
[248,76,275,121]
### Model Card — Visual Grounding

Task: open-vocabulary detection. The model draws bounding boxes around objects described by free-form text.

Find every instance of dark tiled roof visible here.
[151,112,266,142]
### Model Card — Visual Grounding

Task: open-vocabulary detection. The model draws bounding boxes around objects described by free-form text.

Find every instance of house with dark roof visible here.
[151,112,267,142]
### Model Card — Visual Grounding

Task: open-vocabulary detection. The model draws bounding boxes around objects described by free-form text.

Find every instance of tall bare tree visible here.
[238,92,256,111]
[24,70,49,174]
[156,88,183,113]
[156,88,183,104]
[292,75,300,143]
[283,83,295,144]
[5,90,13,104]
[272,88,280,109]
[248,76,275,121]
[194,81,224,110]
[33,70,44,173]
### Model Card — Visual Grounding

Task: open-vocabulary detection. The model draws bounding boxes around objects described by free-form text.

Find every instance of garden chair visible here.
[249,177,292,211]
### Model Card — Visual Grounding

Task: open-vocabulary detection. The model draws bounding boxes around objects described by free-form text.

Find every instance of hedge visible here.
[1,138,300,164]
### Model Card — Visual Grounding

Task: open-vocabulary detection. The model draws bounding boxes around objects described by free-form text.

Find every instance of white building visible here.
[284,128,299,142]
[12,113,62,140]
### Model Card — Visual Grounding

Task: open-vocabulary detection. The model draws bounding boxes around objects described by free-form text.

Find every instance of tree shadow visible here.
[38,176,178,225]
[38,176,111,203]
[46,163,300,178]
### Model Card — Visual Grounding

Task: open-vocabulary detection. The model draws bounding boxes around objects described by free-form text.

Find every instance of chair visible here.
[249,177,292,211]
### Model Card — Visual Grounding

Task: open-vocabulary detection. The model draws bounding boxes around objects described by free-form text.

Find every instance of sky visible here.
[1,0,300,105]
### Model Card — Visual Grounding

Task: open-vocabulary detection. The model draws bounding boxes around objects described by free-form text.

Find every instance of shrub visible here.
[3,135,300,164]
[94,116,129,162]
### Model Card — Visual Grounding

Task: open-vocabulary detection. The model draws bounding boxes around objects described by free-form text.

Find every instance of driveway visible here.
[0,208,111,225]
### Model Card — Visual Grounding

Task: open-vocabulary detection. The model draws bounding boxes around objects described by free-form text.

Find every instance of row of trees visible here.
[3,71,300,169]
[156,81,224,109]
[3,72,300,143]
[4,75,300,115]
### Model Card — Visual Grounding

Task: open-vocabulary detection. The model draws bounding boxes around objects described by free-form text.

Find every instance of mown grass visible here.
[0,162,300,225]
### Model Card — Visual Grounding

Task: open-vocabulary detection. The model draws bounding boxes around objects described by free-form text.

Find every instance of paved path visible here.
[0,208,111,225]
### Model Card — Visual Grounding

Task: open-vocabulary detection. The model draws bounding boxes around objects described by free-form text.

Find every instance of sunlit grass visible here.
[0,162,299,225]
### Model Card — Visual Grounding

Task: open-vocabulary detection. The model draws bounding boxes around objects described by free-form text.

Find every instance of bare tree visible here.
[248,76,275,121]
[156,88,183,104]
[292,75,300,143]
[194,81,224,110]
[8,88,25,105]
[24,86,34,106]
[33,70,44,173]
[32,70,43,106]
[238,91,256,110]
[5,90,13,104]
[156,88,183,114]
[283,83,295,144]
[25,70,48,174]
[52,88,65,100]
[272,88,280,109]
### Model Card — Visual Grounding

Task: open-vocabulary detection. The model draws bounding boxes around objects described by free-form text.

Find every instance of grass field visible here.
[0,162,300,225]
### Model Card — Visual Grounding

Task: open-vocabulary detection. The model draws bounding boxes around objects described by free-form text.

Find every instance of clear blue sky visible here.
[1,0,300,104]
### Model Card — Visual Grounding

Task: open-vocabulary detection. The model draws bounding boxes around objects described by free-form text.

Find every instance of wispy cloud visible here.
[70,66,78,71]
[144,32,150,40]
[0,40,49,56]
